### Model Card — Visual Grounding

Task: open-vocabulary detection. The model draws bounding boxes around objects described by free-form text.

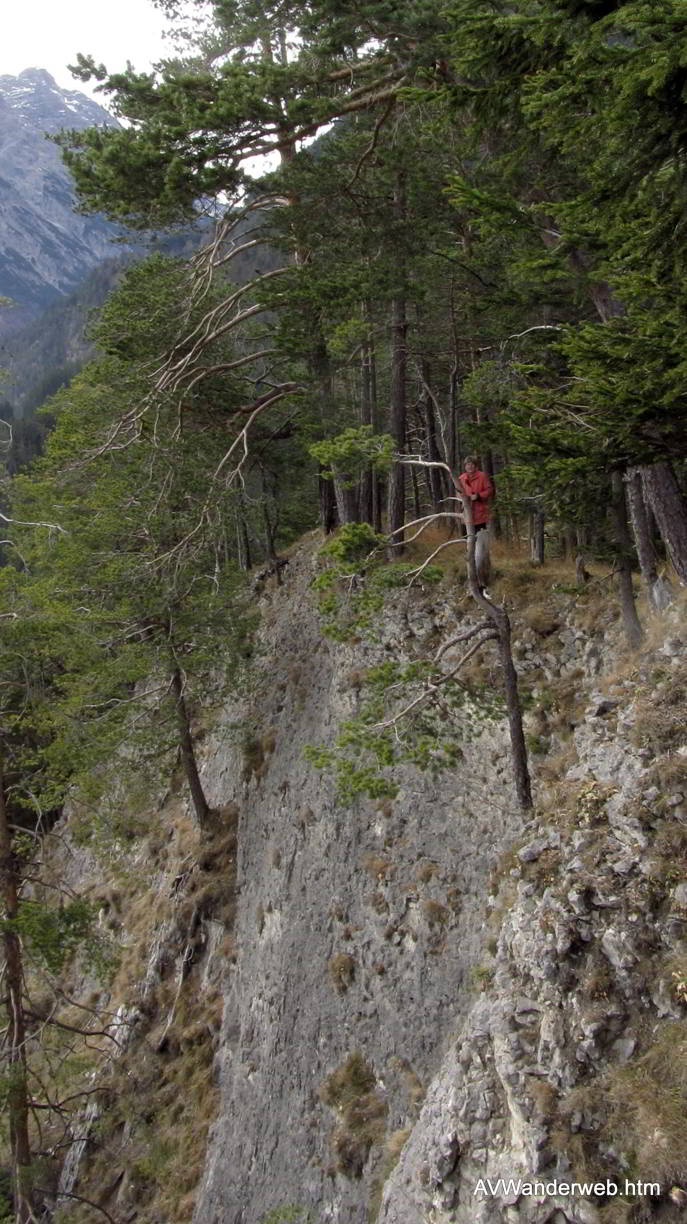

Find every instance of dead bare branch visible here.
[0,512,64,535]
[38,1186,119,1224]
[433,621,492,662]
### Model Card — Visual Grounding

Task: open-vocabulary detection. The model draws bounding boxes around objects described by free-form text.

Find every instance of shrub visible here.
[321,1052,387,1179]
[329,953,356,995]
[321,522,383,564]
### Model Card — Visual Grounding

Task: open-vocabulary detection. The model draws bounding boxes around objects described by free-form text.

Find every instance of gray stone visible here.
[589,889,620,908]
[514,997,541,1018]
[609,852,638,875]
[519,833,559,863]
[611,1036,636,1062]
[673,883,687,908]
[435,1130,460,1181]
[601,928,636,971]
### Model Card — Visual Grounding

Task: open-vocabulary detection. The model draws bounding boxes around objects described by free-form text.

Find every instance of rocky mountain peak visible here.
[0,67,115,134]
[0,68,124,336]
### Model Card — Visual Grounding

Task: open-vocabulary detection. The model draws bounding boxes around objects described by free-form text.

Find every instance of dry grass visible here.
[329,953,356,995]
[631,659,687,756]
[367,890,389,915]
[388,1056,425,1112]
[242,726,278,783]
[68,1005,218,1224]
[367,1127,412,1223]
[526,1077,559,1123]
[421,899,449,927]
[401,520,466,580]
[400,527,603,591]
[48,794,239,1224]
[321,1052,387,1179]
[604,1022,687,1187]
[580,954,613,1002]
[363,854,395,881]
[546,1021,687,1223]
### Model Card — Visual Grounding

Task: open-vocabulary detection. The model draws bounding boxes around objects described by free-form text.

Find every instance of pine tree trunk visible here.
[483,450,501,537]
[449,365,459,475]
[625,467,673,610]
[475,529,491,588]
[462,495,532,811]
[364,304,383,534]
[575,554,590,587]
[409,462,420,519]
[0,755,35,1224]
[610,470,644,648]
[530,510,545,564]
[236,492,252,571]
[170,667,211,827]
[641,461,687,585]
[421,363,446,513]
[562,526,577,560]
[495,611,533,812]
[310,337,338,534]
[334,478,359,525]
[319,472,338,534]
[387,173,407,545]
[359,332,374,526]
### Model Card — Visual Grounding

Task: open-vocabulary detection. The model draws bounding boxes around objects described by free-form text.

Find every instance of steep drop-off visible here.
[45,541,687,1224]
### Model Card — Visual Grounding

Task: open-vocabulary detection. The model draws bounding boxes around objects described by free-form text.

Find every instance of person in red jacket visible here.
[456,456,493,530]
[455,456,494,592]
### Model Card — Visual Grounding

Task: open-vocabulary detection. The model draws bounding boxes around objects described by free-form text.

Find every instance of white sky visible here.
[2,0,172,99]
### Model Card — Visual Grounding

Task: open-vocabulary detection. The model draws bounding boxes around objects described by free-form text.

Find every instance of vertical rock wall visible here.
[194,549,687,1224]
[194,547,525,1223]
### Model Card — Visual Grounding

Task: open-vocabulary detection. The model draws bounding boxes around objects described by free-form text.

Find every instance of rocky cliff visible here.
[42,541,687,1224]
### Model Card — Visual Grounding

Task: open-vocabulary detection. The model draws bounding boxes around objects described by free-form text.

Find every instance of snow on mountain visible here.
[0,68,126,335]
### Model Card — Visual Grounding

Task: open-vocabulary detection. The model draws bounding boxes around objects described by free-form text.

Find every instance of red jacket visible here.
[458,468,493,525]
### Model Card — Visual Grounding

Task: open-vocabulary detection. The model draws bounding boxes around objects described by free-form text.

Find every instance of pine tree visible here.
[12,256,258,827]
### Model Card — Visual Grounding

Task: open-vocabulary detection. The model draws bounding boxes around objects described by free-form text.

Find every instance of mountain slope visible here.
[0,68,124,335]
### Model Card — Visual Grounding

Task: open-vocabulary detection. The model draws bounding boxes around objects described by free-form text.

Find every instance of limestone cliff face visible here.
[183,548,686,1224]
[47,543,687,1224]
[193,546,527,1224]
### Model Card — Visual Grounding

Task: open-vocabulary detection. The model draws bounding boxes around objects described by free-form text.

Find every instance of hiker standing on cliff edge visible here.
[454,456,494,589]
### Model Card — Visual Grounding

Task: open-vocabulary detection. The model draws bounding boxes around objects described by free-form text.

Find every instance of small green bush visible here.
[321,522,383,563]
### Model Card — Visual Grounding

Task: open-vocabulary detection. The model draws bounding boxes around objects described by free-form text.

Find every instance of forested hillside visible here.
[2,2,687,1223]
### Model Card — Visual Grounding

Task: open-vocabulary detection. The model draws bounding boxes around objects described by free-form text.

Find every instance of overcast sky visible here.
[2,0,171,98]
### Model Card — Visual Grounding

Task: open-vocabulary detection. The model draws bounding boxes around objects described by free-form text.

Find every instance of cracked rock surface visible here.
[192,549,687,1224]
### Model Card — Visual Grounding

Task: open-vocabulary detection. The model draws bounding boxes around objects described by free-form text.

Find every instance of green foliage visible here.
[321,522,384,564]
[4,255,258,816]
[9,897,113,978]
[443,0,687,492]
[306,652,504,805]
[314,535,445,644]
[261,1207,315,1224]
[309,427,393,485]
